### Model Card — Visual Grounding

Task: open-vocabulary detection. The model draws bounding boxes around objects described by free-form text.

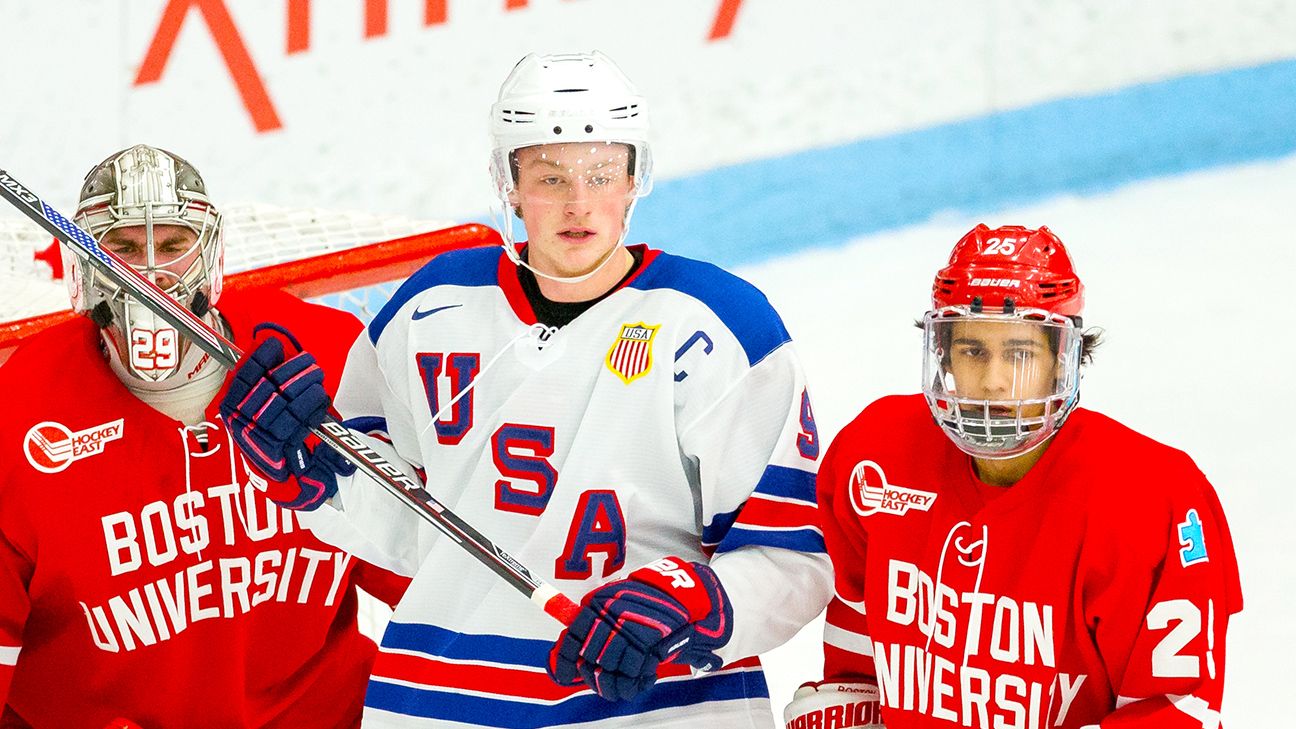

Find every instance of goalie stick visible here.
[0,168,580,626]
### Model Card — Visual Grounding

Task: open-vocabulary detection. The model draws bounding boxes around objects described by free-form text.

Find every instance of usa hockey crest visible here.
[605,322,660,384]
[848,460,937,518]
[24,418,125,474]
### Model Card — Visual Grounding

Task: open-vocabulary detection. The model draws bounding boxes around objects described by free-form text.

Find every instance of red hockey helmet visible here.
[932,224,1083,320]
[923,225,1086,460]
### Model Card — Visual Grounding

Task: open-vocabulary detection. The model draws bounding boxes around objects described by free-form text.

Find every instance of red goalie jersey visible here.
[818,394,1242,729]
[0,288,408,728]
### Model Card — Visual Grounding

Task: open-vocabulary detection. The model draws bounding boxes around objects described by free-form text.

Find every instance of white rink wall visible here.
[2,1,1294,726]
[0,1,1293,219]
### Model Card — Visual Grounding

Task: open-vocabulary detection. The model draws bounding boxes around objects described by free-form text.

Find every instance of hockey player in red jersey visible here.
[786,224,1242,728]
[0,145,408,727]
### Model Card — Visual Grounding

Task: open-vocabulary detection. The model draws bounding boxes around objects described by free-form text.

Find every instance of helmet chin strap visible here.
[504,237,624,285]
[501,197,640,287]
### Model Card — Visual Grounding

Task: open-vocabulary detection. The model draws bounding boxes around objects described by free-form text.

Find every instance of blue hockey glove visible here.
[547,557,733,701]
[219,324,354,510]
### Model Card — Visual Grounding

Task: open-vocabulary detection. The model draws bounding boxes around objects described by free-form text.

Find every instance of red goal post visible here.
[0,204,502,366]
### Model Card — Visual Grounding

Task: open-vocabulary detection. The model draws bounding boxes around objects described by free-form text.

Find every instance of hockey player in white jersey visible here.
[221,50,833,727]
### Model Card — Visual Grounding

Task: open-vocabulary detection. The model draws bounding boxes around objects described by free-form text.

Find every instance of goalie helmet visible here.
[64,144,224,382]
[922,224,1085,459]
[488,51,653,281]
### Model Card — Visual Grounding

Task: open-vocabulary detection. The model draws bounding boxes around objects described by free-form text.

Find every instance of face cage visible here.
[74,200,223,317]
[921,307,1083,460]
[489,141,652,253]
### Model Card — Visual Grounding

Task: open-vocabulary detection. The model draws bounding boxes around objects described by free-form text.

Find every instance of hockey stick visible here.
[0,169,579,626]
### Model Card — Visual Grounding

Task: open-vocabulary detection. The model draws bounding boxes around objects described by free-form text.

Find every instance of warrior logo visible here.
[606,322,660,384]
[848,460,938,518]
[24,419,125,474]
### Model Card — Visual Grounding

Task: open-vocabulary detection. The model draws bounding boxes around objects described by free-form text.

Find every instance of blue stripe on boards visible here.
[365,668,767,727]
[627,58,1296,267]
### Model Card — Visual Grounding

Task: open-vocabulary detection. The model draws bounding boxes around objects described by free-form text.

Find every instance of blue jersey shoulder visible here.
[368,245,501,343]
[631,251,791,366]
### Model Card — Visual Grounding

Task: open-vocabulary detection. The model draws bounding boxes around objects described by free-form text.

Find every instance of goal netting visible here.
[0,204,501,363]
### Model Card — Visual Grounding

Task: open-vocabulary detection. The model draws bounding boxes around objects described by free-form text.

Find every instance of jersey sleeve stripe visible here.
[1114,694,1221,729]
[714,526,825,554]
[824,623,874,658]
[0,645,18,666]
[701,509,740,548]
[1168,694,1221,729]
[751,464,816,502]
[702,465,818,548]
[731,497,820,531]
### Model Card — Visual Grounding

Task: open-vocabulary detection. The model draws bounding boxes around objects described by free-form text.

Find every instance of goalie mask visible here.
[922,225,1085,459]
[488,50,652,283]
[65,144,224,382]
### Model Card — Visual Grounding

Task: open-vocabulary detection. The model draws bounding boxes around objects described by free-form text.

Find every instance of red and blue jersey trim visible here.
[628,251,791,367]
[366,622,767,725]
[704,465,824,556]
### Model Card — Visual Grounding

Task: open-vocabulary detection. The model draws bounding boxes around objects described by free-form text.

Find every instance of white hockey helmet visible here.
[66,144,223,381]
[489,51,653,277]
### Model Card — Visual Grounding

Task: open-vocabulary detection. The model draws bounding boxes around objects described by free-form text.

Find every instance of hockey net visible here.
[0,204,502,365]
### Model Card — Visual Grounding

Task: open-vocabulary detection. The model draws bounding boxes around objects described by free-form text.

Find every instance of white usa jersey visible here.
[302,244,833,727]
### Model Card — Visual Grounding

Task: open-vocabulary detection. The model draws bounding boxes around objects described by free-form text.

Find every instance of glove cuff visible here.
[784,680,884,729]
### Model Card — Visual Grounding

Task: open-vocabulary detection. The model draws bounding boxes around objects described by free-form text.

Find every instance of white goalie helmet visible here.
[489,51,653,281]
[65,144,224,382]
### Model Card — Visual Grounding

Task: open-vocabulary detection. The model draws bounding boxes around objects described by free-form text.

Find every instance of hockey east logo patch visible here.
[605,322,660,384]
[23,419,125,474]
[848,460,937,518]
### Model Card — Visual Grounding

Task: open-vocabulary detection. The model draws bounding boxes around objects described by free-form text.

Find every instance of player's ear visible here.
[508,189,522,220]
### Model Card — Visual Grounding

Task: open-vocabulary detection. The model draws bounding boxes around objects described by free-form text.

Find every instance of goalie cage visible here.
[0,203,502,366]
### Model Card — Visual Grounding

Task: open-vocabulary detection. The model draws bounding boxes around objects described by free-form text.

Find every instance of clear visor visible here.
[922,309,1082,459]
[511,142,639,206]
[491,141,643,252]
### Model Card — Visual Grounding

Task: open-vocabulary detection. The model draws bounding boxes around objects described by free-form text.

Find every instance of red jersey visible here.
[818,394,1242,729]
[0,289,408,728]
